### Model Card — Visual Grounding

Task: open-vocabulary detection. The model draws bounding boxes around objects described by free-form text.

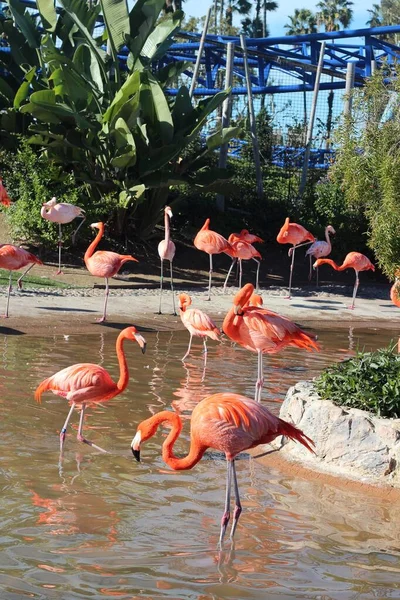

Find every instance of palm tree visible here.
[226,0,252,29]
[284,9,318,35]
[316,0,353,31]
[241,0,278,37]
[262,1,279,37]
[366,3,383,26]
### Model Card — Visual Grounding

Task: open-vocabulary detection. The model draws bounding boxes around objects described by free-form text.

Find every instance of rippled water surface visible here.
[1,325,400,599]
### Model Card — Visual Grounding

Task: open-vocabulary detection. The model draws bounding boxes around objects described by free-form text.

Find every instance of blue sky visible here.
[183,0,372,37]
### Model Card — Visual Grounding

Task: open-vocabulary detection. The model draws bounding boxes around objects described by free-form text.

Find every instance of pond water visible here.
[1,326,400,599]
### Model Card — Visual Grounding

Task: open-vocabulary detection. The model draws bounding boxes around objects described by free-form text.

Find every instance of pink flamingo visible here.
[313,252,375,309]
[193,219,234,300]
[84,222,138,323]
[0,245,43,317]
[238,229,264,244]
[158,206,176,315]
[41,197,86,275]
[131,392,315,543]
[0,178,12,207]
[35,326,146,453]
[306,225,336,285]
[223,234,262,292]
[276,217,315,299]
[179,292,221,365]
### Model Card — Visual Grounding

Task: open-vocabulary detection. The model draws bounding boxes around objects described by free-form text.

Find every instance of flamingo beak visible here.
[167,208,173,218]
[131,432,141,461]
[134,333,146,354]
[234,303,242,315]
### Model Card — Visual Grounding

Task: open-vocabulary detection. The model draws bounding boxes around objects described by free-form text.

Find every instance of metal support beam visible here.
[216,42,234,213]
[344,61,356,117]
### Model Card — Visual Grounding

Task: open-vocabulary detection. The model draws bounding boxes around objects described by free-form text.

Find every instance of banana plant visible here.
[0,0,240,238]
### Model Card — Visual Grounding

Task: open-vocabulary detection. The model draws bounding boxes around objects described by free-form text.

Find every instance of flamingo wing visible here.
[184,308,220,339]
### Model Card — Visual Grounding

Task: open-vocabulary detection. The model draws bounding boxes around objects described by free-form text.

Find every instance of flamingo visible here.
[193,218,234,301]
[35,326,146,453]
[305,225,336,285]
[390,270,400,308]
[84,222,138,323]
[238,229,264,244]
[158,206,176,315]
[131,393,315,544]
[0,178,12,206]
[223,284,319,402]
[276,217,315,299]
[0,245,43,317]
[179,292,221,365]
[41,197,86,275]
[223,234,262,293]
[313,252,375,310]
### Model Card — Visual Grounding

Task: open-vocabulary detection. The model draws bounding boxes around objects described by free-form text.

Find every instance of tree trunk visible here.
[262,2,267,37]
[220,0,224,33]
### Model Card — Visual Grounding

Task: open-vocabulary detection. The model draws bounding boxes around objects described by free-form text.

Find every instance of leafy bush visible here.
[315,344,400,418]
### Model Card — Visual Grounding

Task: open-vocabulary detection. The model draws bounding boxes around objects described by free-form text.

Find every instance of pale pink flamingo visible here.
[276,217,315,299]
[158,206,176,315]
[0,178,12,207]
[223,284,319,402]
[193,219,234,300]
[84,222,138,323]
[313,252,375,309]
[41,197,86,275]
[306,225,336,285]
[0,245,43,317]
[35,326,146,453]
[131,392,315,543]
[179,292,221,365]
[223,234,261,292]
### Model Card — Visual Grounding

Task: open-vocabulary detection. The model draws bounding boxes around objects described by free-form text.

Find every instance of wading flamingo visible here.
[179,293,221,365]
[84,222,138,323]
[193,219,233,300]
[0,178,12,207]
[0,245,43,317]
[223,234,262,293]
[41,197,86,275]
[276,217,315,299]
[223,284,319,402]
[306,225,336,285]
[313,252,375,310]
[158,206,176,315]
[35,326,146,453]
[131,393,315,544]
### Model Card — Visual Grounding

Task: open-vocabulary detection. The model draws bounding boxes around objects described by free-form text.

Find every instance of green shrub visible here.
[315,344,400,418]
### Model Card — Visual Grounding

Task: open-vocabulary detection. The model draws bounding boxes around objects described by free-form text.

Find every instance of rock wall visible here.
[278,380,400,487]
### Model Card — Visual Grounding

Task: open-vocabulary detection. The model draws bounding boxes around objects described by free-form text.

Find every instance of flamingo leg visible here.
[56,223,63,275]
[286,245,296,299]
[206,254,213,301]
[308,254,312,282]
[60,402,75,452]
[77,404,108,453]
[97,277,109,323]
[2,270,12,318]
[202,338,208,368]
[223,259,236,292]
[229,460,242,540]
[182,333,193,361]
[255,349,264,402]
[238,259,243,289]
[17,263,35,290]
[71,215,86,245]
[253,258,260,292]
[158,259,164,314]
[316,265,319,288]
[219,459,233,545]
[349,270,359,310]
[170,261,177,316]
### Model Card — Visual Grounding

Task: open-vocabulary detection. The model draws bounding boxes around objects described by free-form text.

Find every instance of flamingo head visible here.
[42,197,58,208]
[165,206,173,218]
[123,326,146,354]
[276,217,290,242]
[326,225,336,235]
[178,293,192,311]
[313,259,323,269]
[233,283,254,315]
[90,222,103,230]
[131,414,166,462]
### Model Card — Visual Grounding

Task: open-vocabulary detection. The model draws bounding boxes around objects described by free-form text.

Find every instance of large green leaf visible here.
[73,45,104,97]
[127,0,164,61]
[7,0,41,48]
[103,69,140,126]
[157,60,191,88]
[0,77,15,106]
[141,10,183,62]
[13,66,36,108]
[36,0,57,32]
[148,73,174,144]
[50,65,92,110]
[99,0,129,52]
[20,89,94,129]
[206,126,242,151]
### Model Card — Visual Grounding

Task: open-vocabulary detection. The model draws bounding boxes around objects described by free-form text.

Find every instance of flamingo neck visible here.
[324,228,332,251]
[164,211,170,243]
[150,411,207,471]
[84,224,104,262]
[320,258,341,271]
[116,332,129,392]
[201,218,210,231]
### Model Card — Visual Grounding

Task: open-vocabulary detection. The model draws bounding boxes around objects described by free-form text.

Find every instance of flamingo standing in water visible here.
[41,197,86,275]
[0,245,43,317]
[306,225,336,285]
[313,252,375,309]
[84,222,138,323]
[276,217,315,299]
[223,284,319,402]
[179,292,221,365]
[131,393,315,543]
[158,206,176,315]
[223,234,262,292]
[0,178,12,207]
[194,219,233,300]
[35,326,146,453]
